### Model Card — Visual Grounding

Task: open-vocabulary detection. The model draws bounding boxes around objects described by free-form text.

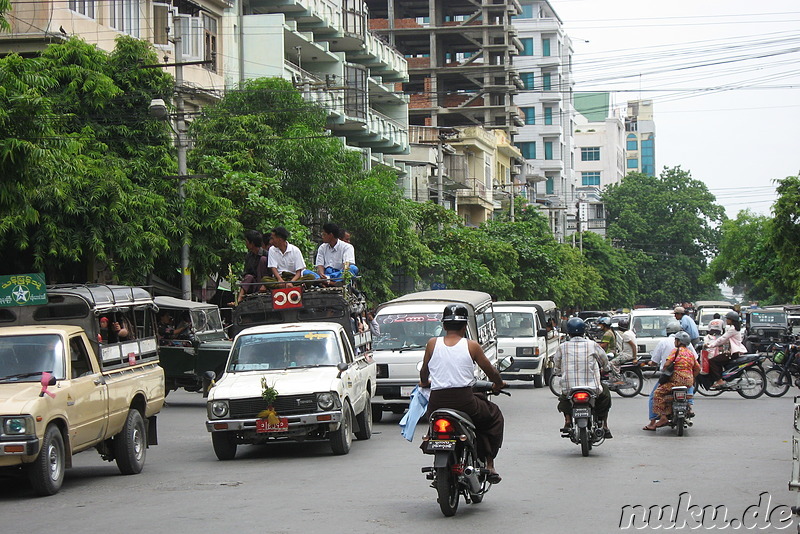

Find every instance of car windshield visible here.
[0,334,65,381]
[190,308,224,333]
[373,313,443,350]
[228,331,341,371]
[631,315,673,338]
[750,312,787,325]
[495,312,535,338]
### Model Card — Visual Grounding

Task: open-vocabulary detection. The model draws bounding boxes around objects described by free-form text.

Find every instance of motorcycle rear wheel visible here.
[615,369,643,398]
[737,368,766,399]
[579,427,590,457]
[764,368,791,398]
[695,379,723,397]
[436,466,459,517]
[676,416,685,437]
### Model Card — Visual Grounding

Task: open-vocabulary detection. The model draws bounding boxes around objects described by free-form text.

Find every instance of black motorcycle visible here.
[764,342,800,397]
[667,386,693,436]
[695,353,767,398]
[421,381,509,517]
[562,388,606,456]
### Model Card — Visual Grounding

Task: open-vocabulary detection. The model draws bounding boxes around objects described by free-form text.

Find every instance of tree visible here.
[769,175,800,300]
[0,0,10,32]
[579,231,647,309]
[603,167,726,306]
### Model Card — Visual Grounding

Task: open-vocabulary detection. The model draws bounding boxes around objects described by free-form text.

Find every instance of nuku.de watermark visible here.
[619,492,794,530]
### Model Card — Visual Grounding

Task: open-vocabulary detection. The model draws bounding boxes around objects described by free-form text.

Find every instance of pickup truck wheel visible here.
[354,396,372,440]
[330,401,353,455]
[212,432,237,460]
[114,409,147,475]
[28,424,65,496]
[371,406,383,423]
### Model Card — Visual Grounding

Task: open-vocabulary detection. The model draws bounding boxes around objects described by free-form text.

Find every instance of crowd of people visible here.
[232,223,358,304]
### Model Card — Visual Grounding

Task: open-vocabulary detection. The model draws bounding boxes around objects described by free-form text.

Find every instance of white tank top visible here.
[429,337,475,390]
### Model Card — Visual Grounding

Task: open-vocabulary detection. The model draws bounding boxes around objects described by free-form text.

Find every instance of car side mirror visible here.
[336,362,349,379]
[537,328,547,337]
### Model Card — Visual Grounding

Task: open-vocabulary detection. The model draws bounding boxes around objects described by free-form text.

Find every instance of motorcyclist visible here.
[706,310,747,388]
[648,331,701,429]
[553,317,613,438]
[643,321,698,431]
[419,304,506,483]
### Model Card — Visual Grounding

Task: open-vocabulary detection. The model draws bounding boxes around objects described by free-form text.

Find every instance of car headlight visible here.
[317,392,336,411]
[757,329,764,336]
[210,401,229,418]
[3,416,34,435]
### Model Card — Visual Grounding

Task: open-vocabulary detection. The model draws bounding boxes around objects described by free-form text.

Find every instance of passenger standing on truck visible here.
[315,223,358,285]
[261,227,317,287]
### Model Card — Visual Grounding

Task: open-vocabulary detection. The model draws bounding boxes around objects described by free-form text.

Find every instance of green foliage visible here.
[0,0,10,32]
[579,231,646,309]
[770,176,800,301]
[603,167,726,306]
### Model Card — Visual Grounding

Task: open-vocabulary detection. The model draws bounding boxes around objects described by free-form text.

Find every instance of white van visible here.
[630,309,676,359]
[493,301,561,387]
[371,290,497,422]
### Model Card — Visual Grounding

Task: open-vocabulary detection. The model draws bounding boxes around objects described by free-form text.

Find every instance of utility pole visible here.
[173,20,191,300]
[509,180,515,222]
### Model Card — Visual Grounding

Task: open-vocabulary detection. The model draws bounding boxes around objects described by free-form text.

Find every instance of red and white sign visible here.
[128,352,137,366]
[272,287,303,310]
[256,417,289,433]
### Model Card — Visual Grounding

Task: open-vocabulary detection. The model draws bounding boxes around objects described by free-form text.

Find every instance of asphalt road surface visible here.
[1,383,795,533]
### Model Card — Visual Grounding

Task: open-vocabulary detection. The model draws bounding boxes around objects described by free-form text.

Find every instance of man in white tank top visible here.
[420,304,506,481]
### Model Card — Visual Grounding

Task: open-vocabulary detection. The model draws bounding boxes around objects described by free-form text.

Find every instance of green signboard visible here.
[0,273,48,307]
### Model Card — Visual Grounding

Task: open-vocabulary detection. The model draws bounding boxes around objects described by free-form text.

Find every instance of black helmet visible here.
[618,317,630,330]
[566,317,586,335]
[442,304,468,325]
[725,310,740,322]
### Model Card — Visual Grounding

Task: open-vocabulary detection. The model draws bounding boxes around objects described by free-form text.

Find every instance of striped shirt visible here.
[553,336,609,394]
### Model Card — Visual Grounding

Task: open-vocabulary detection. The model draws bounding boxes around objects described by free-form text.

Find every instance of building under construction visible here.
[366,0,524,134]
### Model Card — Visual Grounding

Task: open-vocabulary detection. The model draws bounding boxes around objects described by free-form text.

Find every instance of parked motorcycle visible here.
[548,358,643,398]
[764,342,800,397]
[667,386,693,436]
[561,388,606,456]
[695,353,767,398]
[420,381,510,517]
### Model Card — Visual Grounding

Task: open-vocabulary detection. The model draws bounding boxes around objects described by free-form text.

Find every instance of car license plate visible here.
[428,440,456,451]
[572,407,591,418]
[256,417,289,433]
[400,386,415,397]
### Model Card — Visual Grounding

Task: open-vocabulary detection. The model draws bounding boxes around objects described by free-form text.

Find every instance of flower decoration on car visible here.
[258,376,280,424]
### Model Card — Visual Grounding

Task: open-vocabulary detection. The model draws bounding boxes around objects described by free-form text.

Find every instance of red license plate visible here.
[256,418,289,433]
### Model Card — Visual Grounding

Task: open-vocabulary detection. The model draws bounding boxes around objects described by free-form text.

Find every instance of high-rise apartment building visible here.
[624,99,656,176]
[511,0,576,242]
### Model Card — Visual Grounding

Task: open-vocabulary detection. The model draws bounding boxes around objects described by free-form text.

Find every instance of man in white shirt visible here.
[261,227,316,287]
[315,222,358,284]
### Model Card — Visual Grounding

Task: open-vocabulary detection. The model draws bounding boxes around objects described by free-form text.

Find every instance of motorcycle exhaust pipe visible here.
[463,466,481,493]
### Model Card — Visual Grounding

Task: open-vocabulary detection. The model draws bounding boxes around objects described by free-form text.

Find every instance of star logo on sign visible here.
[12,285,30,303]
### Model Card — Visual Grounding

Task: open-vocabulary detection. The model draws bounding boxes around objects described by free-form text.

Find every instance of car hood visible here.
[212,368,340,399]
[0,383,42,413]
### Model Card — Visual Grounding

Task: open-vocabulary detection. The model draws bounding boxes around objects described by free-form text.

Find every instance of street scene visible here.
[0,387,794,533]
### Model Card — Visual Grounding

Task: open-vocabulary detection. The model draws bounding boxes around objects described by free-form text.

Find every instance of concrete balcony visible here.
[456,178,494,209]
[539,91,562,102]
[538,159,564,171]
[329,106,409,155]
[525,18,562,33]
[346,31,408,82]
[249,0,343,36]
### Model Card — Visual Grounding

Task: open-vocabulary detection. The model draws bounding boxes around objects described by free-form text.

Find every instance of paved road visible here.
[1,384,796,533]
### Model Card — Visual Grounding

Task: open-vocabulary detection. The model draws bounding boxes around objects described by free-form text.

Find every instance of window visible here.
[68,0,95,18]
[514,4,534,18]
[544,141,553,160]
[542,38,551,57]
[542,72,551,91]
[521,38,534,56]
[522,107,535,125]
[594,204,604,219]
[627,158,639,169]
[109,0,140,37]
[581,172,601,186]
[153,3,169,45]
[545,177,554,195]
[176,15,202,59]
[581,147,600,161]
[544,106,553,125]
[69,337,93,379]
[203,14,218,72]
[626,133,638,151]
[520,72,535,90]
[517,142,536,159]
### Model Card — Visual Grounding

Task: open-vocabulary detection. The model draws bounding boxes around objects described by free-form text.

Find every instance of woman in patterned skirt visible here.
[646,331,700,430]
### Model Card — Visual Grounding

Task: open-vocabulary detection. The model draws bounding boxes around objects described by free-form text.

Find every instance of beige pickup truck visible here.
[0,285,165,495]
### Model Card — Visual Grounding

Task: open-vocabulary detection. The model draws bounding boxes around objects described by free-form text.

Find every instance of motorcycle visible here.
[420,380,509,517]
[561,388,606,457]
[695,353,767,398]
[667,386,693,436]
[548,358,643,398]
[764,342,800,397]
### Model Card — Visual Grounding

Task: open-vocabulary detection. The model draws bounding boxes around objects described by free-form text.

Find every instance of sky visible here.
[552,0,800,219]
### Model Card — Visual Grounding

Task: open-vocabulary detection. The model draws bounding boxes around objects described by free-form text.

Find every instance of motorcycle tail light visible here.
[674,390,686,400]
[572,391,591,404]
[433,418,454,434]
